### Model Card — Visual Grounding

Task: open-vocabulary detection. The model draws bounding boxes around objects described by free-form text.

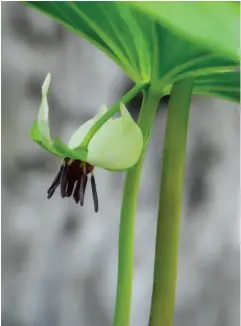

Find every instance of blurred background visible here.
[1,2,240,326]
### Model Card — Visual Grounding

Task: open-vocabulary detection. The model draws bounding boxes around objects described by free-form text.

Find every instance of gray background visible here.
[2,3,240,326]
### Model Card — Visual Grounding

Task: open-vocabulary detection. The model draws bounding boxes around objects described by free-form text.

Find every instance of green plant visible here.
[26,2,240,326]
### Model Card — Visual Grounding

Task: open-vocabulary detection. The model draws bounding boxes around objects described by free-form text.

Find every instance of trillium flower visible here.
[30,73,143,212]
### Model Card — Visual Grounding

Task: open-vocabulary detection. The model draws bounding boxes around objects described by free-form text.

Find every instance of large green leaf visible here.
[161,70,240,103]
[26,1,153,82]
[26,1,239,102]
[147,22,238,91]
[130,1,240,62]
[193,70,240,103]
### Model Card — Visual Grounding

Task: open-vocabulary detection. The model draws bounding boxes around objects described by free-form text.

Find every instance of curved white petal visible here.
[68,105,108,149]
[93,105,108,122]
[38,73,51,141]
[87,104,143,170]
[68,119,95,149]
[119,102,134,122]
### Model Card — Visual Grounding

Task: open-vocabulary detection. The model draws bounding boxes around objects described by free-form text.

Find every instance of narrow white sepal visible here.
[38,73,52,141]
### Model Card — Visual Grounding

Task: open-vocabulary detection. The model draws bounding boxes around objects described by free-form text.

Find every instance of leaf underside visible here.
[25,1,240,103]
[130,1,240,62]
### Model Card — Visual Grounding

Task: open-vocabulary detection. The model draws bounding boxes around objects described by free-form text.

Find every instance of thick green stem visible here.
[149,78,193,326]
[113,88,161,326]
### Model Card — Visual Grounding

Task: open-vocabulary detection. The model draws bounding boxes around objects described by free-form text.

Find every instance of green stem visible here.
[113,87,162,326]
[149,78,193,326]
[81,81,149,149]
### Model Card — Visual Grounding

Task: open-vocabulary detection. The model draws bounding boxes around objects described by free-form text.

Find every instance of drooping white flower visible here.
[30,73,144,211]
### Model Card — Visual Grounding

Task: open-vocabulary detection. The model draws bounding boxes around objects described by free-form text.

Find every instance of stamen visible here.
[73,178,81,203]
[60,163,69,198]
[91,174,99,213]
[47,165,64,199]
[66,180,76,197]
[66,165,78,198]
[46,158,98,212]
[80,175,88,206]
[67,159,74,166]
[82,162,86,175]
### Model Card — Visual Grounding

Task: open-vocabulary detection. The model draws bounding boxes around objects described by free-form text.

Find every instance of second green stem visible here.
[149,78,193,326]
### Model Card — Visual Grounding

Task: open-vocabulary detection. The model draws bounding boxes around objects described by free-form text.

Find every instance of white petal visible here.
[93,105,108,122]
[68,105,109,149]
[119,102,134,122]
[42,73,51,97]
[87,104,143,170]
[38,73,51,141]
[68,119,95,149]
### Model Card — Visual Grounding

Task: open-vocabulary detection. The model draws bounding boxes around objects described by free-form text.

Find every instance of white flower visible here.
[30,73,144,211]
[30,73,144,171]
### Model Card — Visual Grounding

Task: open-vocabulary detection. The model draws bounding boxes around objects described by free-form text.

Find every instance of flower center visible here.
[47,158,98,212]
[65,158,94,185]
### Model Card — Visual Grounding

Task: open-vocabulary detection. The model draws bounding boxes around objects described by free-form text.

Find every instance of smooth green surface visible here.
[114,89,162,326]
[193,70,240,103]
[131,1,240,61]
[149,79,193,326]
[26,1,152,82]
[25,1,239,102]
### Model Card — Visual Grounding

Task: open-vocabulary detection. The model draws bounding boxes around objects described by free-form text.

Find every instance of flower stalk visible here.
[81,81,149,149]
[148,78,193,326]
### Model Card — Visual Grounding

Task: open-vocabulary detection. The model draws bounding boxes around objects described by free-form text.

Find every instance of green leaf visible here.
[130,1,240,61]
[193,70,240,103]
[26,1,151,82]
[25,1,238,102]
[162,70,240,103]
[149,22,237,91]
